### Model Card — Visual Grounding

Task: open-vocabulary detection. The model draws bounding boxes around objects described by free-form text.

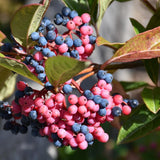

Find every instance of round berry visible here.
[62,84,72,94]
[111,106,122,117]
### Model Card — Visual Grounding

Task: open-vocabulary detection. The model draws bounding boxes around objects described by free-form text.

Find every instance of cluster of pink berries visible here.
[1,70,139,150]
[30,7,96,61]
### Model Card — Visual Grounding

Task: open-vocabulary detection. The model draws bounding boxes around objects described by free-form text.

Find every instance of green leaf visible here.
[142,87,160,113]
[45,56,91,87]
[117,104,160,144]
[0,31,7,43]
[61,0,89,16]
[146,8,160,30]
[107,26,160,64]
[130,18,146,35]
[0,54,42,85]
[96,36,124,50]
[96,0,113,30]
[120,81,148,92]
[0,67,17,100]
[11,0,50,47]
[144,58,159,85]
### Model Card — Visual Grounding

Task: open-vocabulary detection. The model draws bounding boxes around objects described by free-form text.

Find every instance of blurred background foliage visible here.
[0,0,160,160]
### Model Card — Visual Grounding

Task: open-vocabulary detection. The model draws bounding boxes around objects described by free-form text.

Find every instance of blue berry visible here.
[19,125,28,134]
[54,13,63,25]
[3,121,12,130]
[62,18,69,26]
[48,51,56,57]
[69,10,78,19]
[34,45,42,51]
[93,95,102,104]
[128,99,139,108]
[85,133,93,142]
[38,25,45,33]
[98,108,107,116]
[73,39,82,47]
[38,73,46,82]
[100,99,109,108]
[30,32,40,41]
[41,17,51,26]
[38,36,47,46]
[46,30,56,41]
[105,73,113,83]
[111,106,122,117]
[89,35,96,44]
[64,37,73,47]
[63,52,70,57]
[35,65,45,74]
[29,110,37,120]
[24,87,34,95]
[30,59,39,67]
[84,90,94,100]
[25,55,33,63]
[88,141,94,146]
[15,90,25,99]
[42,48,51,57]
[46,23,55,31]
[55,36,64,45]
[97,70,107,80]
[45,81,54,90]
[80,125,89,134]
[1,43,12,52]
[70,50,79,59]
[53,139,63,147]
[72,122,81,133]
[62,84,72,94]
[62,7,71,16]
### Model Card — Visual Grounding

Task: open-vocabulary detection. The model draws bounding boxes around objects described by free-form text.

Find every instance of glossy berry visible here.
[73,39,82,47]
[55,36,64,45]
[97,70,107,80]
[105,73,113,83]
[29,110,37,120]
[64,37,73,47]
[62,7,71,16]
[84,90,94,100]
[85,133,93,142]
[46,31,56,41]
[128,99,139,108]
[69,10,78,19]
[72,123,81,133]
[62,84,73,94]
[81,13,91,23]
[66,20,76,30]
[31,32,40,41]
[38,36,47,46]
[111,106,122,117]
[98,108,107,116]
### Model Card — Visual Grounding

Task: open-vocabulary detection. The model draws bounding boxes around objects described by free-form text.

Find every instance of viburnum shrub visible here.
[0,0,160,150]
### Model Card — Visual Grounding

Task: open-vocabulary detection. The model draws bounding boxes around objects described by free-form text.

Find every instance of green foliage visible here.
[0,67,17,100]
[117,105,160,144]
[45,56,91,87]
[142,87,160,113]
[0,54,42,84]
[120,81,148,92]
[10,0,50,47]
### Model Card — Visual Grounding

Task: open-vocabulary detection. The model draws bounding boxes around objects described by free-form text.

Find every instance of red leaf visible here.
[105,26,160,64]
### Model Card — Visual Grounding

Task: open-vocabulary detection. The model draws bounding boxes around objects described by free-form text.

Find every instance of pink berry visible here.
[80,26,90,35]
[100,89,109,98]
[87,26,93,35]
[76,46,85,55]
[73,16,83,26]
[84,44,94,56]
[91,86,101,95]
[78,140,88,150]
[33,51,43,61]
[86,100,95,111]
[58,43,68,53]
[68,105,78,114]
[17,81,27,91]
[113,94,123,104]
[78,96,87,105]
[51,108,60,118]
[78,105,87,115]
[104,83,112,91]
[65,130,74,140]
[88,125,94,133]
[58,120,66,129]
[97,80,107,89]
[122,105,131,115]
[46,116,55,124]
[66,20,76,30]
[50,124,59,133]
[55,93,64,103]
[34,97,44,107]
[92,104,99,112]
[43,126,50,136]
[38,105,48,115]
[93,127,104,137]
[57,128,66,139]
[45,98,54,108]
[97,132,109,143]
[69,137,78,148]
[68,94,78,105]
[63,111,73,121]
[65,119,75,126]
[82,110,90,118]
[76,133,85,143]
[81,13,91,23]
[81,35,90,45]
[87,118,95,125]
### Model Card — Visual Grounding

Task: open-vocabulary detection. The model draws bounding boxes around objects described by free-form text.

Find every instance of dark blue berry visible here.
[30,32,40,41]
[85,133,93,142]
[84,90,94,100]
[46,30,56,41]
[72,122,81,133]
[105,73,113,83]
[54,14,63,25]
[93,95,102,104]
[38,25,45,33]
[1,43,12,52]
[62,7,71,16]
[38,36,47,46]
[80,125,89,134]
[19,125,28,134]
[35,65,45,74]
[64,37,73,47]
[62,18,69,26]
[45,81,54,90]
[41,17,51,26]
[30,59,39,67]
[97,70,107,80]
[128,99,139,108]
[98,108,107,116]
[42,48,51,57]
[29,110,37,120]
[89,35,96,44]
[62,84,72,94]
[70,50,79,59]
[69,10,78,19]
[100,99,109,108]
[25,55,33,63]
[53,139,63,147]
[46,23,55,31]
[38,73,46,82]
[73,38,82,47]
[55,36,64,45]
[24,87,34,95]
[63,52,70,57]
[111,106,122,117]
[48,51,56,57]
[34,45,42,51]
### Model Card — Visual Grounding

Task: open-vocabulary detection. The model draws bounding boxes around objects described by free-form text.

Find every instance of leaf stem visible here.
[71,79,84,94]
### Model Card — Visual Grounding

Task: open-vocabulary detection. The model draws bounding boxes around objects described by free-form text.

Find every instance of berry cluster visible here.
[30,7,96,60]
[0,70,139,150]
